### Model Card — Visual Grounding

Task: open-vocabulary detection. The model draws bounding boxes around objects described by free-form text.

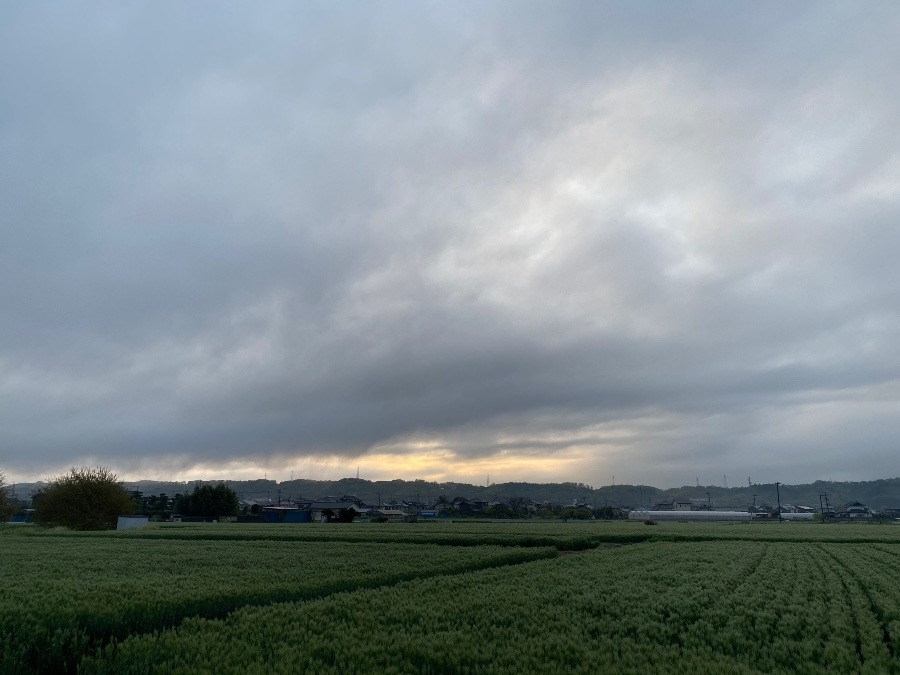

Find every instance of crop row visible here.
[4,521,647,549]
[7,520,899,547]
[654,523,900,545]
[83,541,900,674]
[0,536,555,674]
[818,543,900,665]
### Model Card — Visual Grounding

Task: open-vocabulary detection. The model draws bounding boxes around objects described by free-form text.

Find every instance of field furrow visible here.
[0,537,555,674]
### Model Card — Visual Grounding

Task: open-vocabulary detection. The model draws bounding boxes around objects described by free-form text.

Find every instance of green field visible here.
[3,521,899,673]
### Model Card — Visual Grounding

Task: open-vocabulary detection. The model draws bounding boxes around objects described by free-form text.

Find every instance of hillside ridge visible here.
[10,476,899,511]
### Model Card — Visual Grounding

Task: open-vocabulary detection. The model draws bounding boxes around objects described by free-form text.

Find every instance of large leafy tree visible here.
[175,483,239,518]
[0,471,15,521]
[33,467,134,530]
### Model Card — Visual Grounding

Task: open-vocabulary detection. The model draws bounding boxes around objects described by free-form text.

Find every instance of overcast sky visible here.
[2,2,899,488]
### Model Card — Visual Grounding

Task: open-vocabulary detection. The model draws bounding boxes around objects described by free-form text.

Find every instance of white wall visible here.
[117,515,149,530]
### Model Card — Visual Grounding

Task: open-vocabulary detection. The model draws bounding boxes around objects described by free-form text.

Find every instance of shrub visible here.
[33,467,133,530]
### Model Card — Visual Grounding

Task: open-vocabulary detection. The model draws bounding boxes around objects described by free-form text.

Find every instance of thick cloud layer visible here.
[2,2,899,486]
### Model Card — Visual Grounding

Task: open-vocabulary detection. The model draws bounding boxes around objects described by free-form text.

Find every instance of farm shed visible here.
[374,508,416,522]
[262,507,312,523]
[116,515,149,530]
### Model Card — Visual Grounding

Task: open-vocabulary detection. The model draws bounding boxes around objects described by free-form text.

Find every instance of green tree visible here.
[33,467,134,530]
[559,506,592,520]
[485,503,514,519]
[595,506,616,520]
[507,497,528,518]
[175,483,239,518]
[335,507,357,523]
[0,471,16,521]
[153,493,171,518]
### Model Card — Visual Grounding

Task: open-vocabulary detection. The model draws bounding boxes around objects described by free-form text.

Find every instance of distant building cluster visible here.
[234,494,625,523]
[4,481,898,525]
[247,495,418,524]
[636,497,888,522]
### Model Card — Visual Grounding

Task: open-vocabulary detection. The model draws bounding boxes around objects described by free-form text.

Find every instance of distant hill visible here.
[131,477,900,511]
[8,476,900,511]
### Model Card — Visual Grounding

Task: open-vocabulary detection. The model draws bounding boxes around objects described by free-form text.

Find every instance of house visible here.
[451,499,487,517]
[471,499,489,513]
[838,501,872,519]
[321,494,368,509]
[649,498,695,511]
[373,508,416,523]
[310,500,363,523]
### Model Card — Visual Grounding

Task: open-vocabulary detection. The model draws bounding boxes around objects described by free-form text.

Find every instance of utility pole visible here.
[724,475,727,489]
[748,476,751,488]
[707,492,711,510]
[819,493,831,522]
[775,482,782,523]
[751,494,757,522]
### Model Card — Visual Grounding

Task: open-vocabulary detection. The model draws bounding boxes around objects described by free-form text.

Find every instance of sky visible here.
[2,2,899,488]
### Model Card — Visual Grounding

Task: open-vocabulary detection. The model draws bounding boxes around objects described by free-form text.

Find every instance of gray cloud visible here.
[2,2,899,486]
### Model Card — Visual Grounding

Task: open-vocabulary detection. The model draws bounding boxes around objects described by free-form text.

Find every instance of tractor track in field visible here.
[817,544,896,663]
